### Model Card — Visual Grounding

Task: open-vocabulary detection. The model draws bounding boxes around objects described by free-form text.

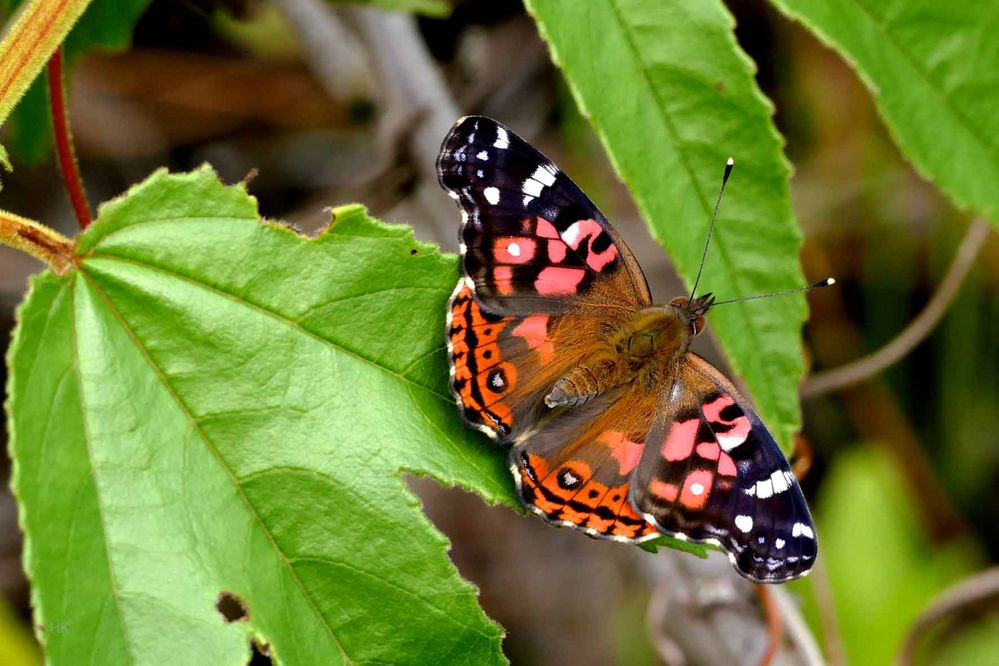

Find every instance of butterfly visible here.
[437,116,817,583]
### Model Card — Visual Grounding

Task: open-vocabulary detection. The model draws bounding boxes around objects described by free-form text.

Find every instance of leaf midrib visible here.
[87,251,452,402]
[604,0,786,420]
[85,249,510,504]
[78,271,355,665]
[69,278,138,666]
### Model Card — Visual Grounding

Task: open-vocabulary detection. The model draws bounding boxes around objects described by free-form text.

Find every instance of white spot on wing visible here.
[561,221,581,245]
[507,242,521,257]
[494,127,509,149]
[522,178,543,198]
[775,538,785,549]
[735,515,753,533]
[718,430,748,452]
[792,522,814,539]
[483,187,500,205]
[477,150,489,160]
[770,469,789,494]
[756,478,774,499]
[532,163,558,186]
[690,483,704,496]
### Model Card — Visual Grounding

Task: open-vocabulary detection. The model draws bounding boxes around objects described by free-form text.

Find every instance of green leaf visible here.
[638,535,710,558]
[525,0,807,450]
[8,167,511,663]
[768,0,999,225]
[1,0,151,163]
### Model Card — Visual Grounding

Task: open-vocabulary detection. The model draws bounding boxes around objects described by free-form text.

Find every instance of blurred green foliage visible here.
[809,447,982,664]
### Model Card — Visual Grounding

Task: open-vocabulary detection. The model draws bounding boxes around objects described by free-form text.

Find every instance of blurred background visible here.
[0,0,996,664]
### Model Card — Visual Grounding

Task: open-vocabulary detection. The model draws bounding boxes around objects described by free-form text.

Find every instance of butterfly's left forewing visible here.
[438,116,651,315]
[630,353,817,582]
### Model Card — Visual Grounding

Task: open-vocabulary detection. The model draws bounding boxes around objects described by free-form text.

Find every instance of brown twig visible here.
[791,433,814,481]
[801,218,991,398]
[272,0,372,100]
[48,46,92,229]
[771,588,826,666]
[809,559,846,665]
[755,585,783,666]
[898,567,999,665]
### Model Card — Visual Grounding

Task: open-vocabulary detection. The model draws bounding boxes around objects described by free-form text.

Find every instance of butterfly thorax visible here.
[545,303,700,408]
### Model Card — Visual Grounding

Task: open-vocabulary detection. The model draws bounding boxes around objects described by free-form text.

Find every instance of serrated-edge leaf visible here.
[525,0,807,450]
[769,0,999,224]
[10,166,510,664]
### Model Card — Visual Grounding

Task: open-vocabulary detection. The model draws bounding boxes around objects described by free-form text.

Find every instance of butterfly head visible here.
[669,293,715,336]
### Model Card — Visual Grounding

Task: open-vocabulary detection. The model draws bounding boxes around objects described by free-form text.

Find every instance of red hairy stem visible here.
[47,47,92,229]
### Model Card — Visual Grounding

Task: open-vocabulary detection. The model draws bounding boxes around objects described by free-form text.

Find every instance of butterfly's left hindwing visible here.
[448,278,609,441]
[509,387,660,542]
[629,354,817,582]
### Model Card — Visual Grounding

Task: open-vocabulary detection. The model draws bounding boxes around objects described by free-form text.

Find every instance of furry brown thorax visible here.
[544,294,714,408]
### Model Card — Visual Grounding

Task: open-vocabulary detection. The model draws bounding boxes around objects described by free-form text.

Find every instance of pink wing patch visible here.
[535,266,586,295]
[662,418,698,461]
[679,469,714,510]
[493,237,536,264]
[650,480,679,501]
[703,395,752,451]
[561,219,619,272]
[512,315,555,364]
[493,266,514,295]
[599,430,644,476]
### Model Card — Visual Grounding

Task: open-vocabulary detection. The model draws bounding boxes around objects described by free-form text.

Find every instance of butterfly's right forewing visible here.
[629,353,818,582]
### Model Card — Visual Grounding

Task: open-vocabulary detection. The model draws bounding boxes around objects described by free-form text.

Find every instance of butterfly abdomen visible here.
[545,307,690,407]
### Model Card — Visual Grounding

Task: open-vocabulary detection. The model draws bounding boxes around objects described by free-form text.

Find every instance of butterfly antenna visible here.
[689,157,735,302]
[700,278,836,313]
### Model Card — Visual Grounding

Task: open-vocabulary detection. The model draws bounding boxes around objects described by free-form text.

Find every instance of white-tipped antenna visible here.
[700,278,836,312]
[689,157,735,303]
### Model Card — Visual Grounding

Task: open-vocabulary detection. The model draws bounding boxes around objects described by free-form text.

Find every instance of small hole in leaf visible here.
[249,639,273,665]
[216,591,249,623]
[410,248,418,255]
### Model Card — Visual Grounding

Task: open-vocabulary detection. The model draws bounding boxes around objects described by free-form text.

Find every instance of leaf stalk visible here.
[48,47,92,229]
[0,209,74,274]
